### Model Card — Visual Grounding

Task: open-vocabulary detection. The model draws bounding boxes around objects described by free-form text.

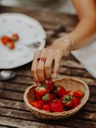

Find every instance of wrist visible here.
[61,36,74,51]
[53,36,74,56]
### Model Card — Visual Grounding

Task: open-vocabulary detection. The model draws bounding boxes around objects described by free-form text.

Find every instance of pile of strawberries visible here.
[29,81,84,112]
[1,34,19,50]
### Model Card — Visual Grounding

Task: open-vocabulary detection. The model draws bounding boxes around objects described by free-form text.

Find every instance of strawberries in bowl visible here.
[24,77,89,120]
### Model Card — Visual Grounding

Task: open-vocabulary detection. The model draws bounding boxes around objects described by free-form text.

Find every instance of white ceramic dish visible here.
[0,13,46,69]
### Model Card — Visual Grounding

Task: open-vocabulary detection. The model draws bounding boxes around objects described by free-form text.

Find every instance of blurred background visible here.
[0,0,76,14]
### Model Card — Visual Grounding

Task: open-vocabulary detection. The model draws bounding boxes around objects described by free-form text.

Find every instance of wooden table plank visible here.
[0,6,78,25]
[0,105,96,121]
[0,117,66,128]
[0,125,18,128]
[0,115,96,128]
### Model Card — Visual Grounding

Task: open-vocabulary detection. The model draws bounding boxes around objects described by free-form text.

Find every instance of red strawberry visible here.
[62,95,73,108]
[66,90,73,97]
[1,36,12,45]
[50,99,64,112]
[46,80,54,92]
[42,93,56,103]
[72,97,81,109]
[74,90,84,98]
[29,100,44,109]
[42,104,50,112]
[6,41,15,49]
[35,85,48,97]
[35,92,41,100]
[11,34,19,42]
[55,85,66,97]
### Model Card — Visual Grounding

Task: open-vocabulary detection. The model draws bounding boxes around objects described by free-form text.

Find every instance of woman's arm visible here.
[31,0,96,84]
[68,0,96,49]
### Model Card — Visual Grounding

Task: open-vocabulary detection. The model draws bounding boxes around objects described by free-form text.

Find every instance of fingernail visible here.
[54,72,58,78]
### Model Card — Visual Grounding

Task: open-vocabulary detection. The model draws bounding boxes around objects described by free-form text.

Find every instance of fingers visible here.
[45,49,54,80]
[32,48,63,84]
[37,49,47,83]
[54,49,63,77]
[32,49,54,83]
[31,51,41,84]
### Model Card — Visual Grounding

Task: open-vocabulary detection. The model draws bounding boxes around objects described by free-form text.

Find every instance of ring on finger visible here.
[37,58,40,61]
[40,57,46,63]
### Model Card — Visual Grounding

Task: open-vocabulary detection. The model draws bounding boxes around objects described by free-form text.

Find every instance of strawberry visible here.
[35,85,48,97]
[50,99,64,112]
[62,95,73,108]
[42,104,50,112]
[72,97,81,109]
[46,80,54,92]
[74,90,84,98]
[11,34,19,42]
[6,41,15,49]
[66,90,73,97]
[29,100,44,109]
[42,93,56,103]
[35,92,41,100]
[1,36,12,45]
[55,85,66,97]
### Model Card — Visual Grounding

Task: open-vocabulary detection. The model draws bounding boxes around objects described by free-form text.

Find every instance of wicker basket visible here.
[24,77,90,120]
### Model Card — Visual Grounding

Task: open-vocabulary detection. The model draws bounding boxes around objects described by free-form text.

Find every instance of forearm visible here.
[68,16,96,50]
[53,0,96,55]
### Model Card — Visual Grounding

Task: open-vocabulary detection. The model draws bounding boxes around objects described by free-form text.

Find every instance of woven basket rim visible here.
[24,76,90,117]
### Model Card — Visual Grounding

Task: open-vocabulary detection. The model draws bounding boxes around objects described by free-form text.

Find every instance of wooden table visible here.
[0,6,96,128]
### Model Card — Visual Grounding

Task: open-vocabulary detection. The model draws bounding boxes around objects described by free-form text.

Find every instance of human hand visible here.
[31,37,73,84]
